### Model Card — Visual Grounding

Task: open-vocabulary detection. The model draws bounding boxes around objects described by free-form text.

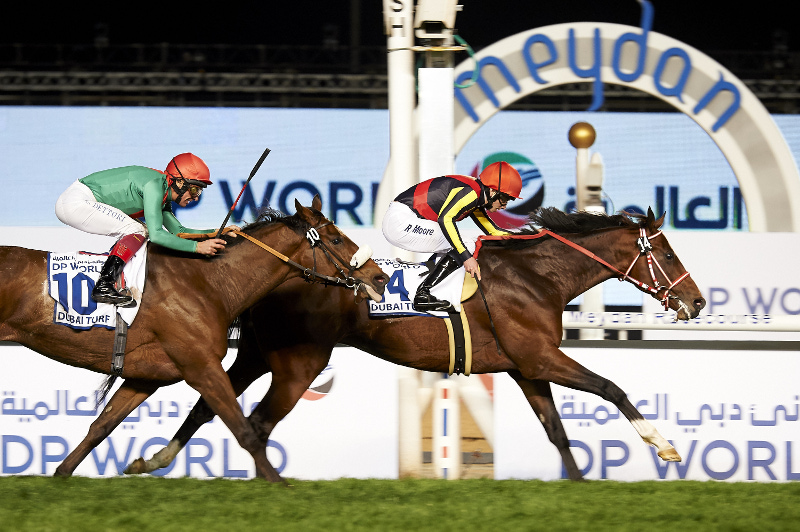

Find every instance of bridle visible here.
[229,221,374,297]
[474,226,691,310]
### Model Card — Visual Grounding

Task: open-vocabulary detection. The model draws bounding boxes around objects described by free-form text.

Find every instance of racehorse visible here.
[124,207,706,481]
[0,196,388,481]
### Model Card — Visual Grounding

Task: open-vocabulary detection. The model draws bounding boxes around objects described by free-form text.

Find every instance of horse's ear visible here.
[295,198,311,220]
[312,194,323,212]
[646,207,665,230]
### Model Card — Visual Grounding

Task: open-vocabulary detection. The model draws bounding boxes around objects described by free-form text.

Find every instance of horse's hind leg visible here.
[526,347,680,462]
[126,351,270,475]
[508,372,585,481]
[54,380,160,477]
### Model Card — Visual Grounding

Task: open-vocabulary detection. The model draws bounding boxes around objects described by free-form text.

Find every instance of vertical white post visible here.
[418,60,459,480]
[418,67,455,178]
[569,122,605,340]
[384,0,421,477]
[377,0,417,233]
[397,367,422,477]
[432,377,461,479]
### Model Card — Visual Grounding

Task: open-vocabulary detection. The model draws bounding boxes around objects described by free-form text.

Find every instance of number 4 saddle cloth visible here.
[47,247,147,330]
[367,258,478,318]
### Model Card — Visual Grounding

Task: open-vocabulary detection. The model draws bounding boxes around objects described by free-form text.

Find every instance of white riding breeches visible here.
[382,201,451,254]
[55,180,147,239]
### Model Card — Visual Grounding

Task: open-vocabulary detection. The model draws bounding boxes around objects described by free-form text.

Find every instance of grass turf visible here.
[1,476,799,531]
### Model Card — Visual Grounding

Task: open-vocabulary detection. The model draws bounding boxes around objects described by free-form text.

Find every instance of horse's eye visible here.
[331,237,343,245]
[665,251,674,260]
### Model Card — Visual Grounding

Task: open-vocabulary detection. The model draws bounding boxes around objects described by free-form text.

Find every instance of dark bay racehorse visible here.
[125,207,705,481]
[0,196,388,480]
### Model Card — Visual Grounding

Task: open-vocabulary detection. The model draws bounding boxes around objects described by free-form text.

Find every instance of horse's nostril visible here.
[694,298,706,310]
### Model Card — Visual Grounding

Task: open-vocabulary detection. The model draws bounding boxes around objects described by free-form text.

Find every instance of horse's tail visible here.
[95,374,117,410]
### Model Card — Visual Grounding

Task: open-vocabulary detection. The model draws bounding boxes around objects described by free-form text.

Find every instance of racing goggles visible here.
[492,191,514,206]
[184,180,207,198]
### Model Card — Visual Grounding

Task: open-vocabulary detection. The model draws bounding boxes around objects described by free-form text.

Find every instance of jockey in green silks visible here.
[55,152,238,308]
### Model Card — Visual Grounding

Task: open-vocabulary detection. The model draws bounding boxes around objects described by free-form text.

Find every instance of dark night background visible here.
[0,2,791,53]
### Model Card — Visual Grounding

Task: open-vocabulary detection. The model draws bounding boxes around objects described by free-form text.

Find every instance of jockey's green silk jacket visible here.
[394,174,511,263]
[80,166,211,253]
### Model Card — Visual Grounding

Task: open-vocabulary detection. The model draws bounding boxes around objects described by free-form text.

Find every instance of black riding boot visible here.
[413,254,461,312]
[92,255,135,307]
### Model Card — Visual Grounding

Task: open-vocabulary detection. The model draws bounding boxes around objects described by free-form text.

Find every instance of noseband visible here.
[620,227,691,309]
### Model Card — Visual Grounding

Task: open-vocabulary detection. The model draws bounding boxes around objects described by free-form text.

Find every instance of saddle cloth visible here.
[368,258,478,318]
[47,247,147,330]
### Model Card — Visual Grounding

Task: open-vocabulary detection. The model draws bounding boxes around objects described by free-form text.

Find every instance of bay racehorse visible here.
[126,207,706,480]
[0,196,388,480]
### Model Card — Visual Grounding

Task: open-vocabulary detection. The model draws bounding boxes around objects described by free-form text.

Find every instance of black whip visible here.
[476,277,502,357]
[217,147,271,237]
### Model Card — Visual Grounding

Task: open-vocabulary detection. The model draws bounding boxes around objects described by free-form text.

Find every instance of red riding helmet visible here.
[165,153,212,186]
[478,161,523,199]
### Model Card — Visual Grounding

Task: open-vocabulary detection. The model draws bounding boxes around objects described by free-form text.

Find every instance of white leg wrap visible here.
[631,418,681,461]
[144,440,183,473]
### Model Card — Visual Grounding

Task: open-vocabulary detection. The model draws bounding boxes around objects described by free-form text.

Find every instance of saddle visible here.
[368,258,478,376]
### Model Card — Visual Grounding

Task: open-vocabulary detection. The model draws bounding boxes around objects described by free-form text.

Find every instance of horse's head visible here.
[630,208,706,320]
[291,195,388,301]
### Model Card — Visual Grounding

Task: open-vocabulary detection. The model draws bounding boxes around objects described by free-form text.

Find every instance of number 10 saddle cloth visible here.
[47,247,148,330]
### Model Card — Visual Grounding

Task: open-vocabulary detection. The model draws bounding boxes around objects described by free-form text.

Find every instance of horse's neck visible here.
[205,225,303,320]
[555,228,641,300]
[490,228,640,305]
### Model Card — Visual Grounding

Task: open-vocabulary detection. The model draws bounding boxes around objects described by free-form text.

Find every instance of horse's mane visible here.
[223,206,312,246]
[528,206,642,233]
[483,207,644,249]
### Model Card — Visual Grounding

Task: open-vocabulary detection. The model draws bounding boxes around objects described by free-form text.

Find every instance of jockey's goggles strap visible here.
[167,158,207,199]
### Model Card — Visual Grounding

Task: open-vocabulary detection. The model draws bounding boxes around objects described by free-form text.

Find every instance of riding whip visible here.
[476,278,503,357]
[216,147,271,237]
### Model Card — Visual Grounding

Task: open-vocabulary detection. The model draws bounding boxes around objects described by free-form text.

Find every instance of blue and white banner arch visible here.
[453,19,800,232]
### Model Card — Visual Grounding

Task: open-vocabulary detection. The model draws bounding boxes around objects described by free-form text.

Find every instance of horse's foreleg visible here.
[527,347,680,462]
[126,353,270,475]
[55,380,159,477]
[181,361,283,482]
[508,372,585,481]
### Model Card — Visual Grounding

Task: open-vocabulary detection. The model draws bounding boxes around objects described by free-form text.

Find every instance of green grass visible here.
[0,477,798,531]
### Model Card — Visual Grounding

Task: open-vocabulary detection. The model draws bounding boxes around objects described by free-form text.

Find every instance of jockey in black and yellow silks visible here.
[382,161,523,312]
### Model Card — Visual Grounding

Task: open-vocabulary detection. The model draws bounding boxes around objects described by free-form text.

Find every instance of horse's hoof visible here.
[658,448,682,462]
[124,457,146,474]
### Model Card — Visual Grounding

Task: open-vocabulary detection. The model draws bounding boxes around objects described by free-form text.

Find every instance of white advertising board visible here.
[0,346,398,479]
[495,348,800,481]
[642,232,800,340]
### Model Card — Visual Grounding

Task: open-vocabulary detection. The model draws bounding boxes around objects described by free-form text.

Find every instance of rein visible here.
[474,226,692,310]
[231,224,367,295]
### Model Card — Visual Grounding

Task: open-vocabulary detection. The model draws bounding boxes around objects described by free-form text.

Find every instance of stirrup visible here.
[413,293,453,312]
[92,292,136,308]
[92,282,136,308]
